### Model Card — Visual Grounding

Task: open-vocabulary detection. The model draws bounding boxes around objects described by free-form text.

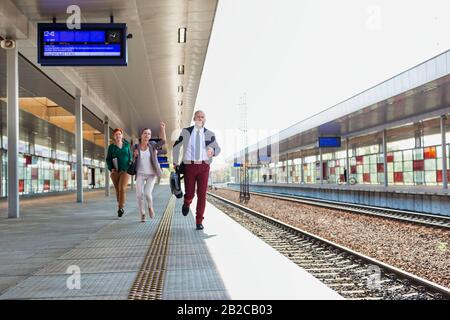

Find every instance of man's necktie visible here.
[195,130,201,161]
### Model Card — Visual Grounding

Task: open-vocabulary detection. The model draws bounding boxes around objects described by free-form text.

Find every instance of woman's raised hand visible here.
[160,121,166,130]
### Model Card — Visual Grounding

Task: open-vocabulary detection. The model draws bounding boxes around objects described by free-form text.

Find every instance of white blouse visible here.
[137,148,154,175]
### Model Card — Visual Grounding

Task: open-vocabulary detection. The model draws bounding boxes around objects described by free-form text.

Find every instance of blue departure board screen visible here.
[38,23,127,66]
[318,137,341,148]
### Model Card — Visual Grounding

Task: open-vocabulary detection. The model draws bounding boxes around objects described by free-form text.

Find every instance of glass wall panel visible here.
[229,133,448,188]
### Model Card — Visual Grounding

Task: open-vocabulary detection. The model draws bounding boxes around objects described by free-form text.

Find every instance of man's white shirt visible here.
[184,127,210,161]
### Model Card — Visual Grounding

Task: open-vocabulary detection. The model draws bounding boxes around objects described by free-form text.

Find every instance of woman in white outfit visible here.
[133,121,166,222]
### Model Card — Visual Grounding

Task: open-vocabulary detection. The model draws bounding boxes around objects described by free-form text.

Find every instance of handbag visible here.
[127,146,139,176]
[127,160,137,176]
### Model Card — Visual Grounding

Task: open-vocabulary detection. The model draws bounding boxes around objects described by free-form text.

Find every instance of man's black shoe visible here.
[182,205,189,216]
[118,208,124,218]
[196,224,204,230]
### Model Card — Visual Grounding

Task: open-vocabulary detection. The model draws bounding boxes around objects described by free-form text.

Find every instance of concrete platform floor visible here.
[0,186,172,299]
[0,185,342,300]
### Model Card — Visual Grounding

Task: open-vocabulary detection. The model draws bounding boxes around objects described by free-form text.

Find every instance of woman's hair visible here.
[139,128,152,143]
[140,128,151,136]
[112,128,123,135]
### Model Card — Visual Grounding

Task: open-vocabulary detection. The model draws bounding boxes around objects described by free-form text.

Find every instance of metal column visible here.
[300,156,304,184]
[382,130,388,187]
[319,148,323,185]
[286,154,290,184]
[104,118,110,196]
[345,138,350,185]
[441,115,448,189]
[75,91,83,203]
[239,147,250,203]
[7,45,19,218]
[130,138,134,191]
[257,166,260,183]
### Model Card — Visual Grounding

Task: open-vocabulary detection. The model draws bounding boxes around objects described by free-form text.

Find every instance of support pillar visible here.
[75,90,83,203]
[286,154,290,184]
[345,138,350,185]
[130,138,134,191]
[382,129,388,187]
[414,122,423,148]
[441,115,448,189]
[7,45,19,218]
[300,155,304,184]
[319,148,323,185]
[104,118,110,196]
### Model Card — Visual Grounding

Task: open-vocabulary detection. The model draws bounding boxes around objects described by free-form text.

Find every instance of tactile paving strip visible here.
[128,197,175,300]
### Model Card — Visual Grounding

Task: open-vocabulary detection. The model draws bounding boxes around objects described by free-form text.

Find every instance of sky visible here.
[195,0,450,170]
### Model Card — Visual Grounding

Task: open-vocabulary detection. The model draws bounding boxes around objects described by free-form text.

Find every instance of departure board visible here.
[318,137,341,148]
[38,23,127,66]
[42,30,121,57]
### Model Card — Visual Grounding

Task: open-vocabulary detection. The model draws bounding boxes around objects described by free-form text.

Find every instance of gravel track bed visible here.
[208,196,441,299]
[210,189,450,289]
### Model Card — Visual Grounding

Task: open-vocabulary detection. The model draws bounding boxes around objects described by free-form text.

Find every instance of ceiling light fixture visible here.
[178,27,187,43]
[178,101,183,106]
[178,85,184,93]
[178,65,184,75]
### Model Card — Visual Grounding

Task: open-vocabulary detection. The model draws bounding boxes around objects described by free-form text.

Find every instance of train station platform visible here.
[228,183,450,216]
[0,186,341,300]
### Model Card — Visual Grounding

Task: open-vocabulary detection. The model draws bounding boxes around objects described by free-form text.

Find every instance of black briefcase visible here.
[170,167,184,199]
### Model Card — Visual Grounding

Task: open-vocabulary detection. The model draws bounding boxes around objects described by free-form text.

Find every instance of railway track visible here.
[207,192,450,300]
[241,190,450,229]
